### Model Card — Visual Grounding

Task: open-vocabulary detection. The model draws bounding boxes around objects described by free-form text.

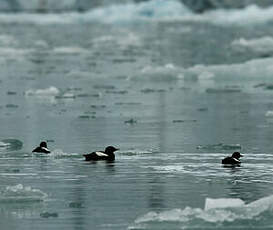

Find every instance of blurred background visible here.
[1,0,273,12]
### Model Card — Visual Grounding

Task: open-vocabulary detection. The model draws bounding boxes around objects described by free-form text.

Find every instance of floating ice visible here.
[0,1,273,26]
[53,46,88,54]
[24,86,60,97]
[0,0,190,25]
[133,57,273,81]
[34,40,49,49]
[0,12,78,25]
[118,149,154,156]
[11,0,76,11]
[265,111,273,117]
[0,48,33,62]
[231,37,273,54]
[55,92,76,99]
[133,64,184,81]
[92,32,142,48]
[0,184,47,203]
[133,195,273,226]
[0,34,17,46]
[186,57,273,80]
[49,149,81,158]
[201,5,273,26]
[146,165,186,173]
[82,0,191,24]
[204,198,245,211]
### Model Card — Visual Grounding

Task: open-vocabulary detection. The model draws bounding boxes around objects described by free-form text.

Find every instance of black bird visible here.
[32,141,51,154]
[222,152,243,165]
[83,146,119,161]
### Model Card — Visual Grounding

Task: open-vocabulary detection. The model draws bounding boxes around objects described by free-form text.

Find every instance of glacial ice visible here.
[0,1,273,27]
[134,194,273,224]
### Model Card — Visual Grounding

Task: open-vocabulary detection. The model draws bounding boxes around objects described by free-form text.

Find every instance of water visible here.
[1,0,273,229]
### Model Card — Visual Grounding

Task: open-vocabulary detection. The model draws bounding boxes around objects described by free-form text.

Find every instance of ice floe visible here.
[24,86,60,97]
[133,57,273,81]
[132,194,273,227]
[0,184,47,203]
[232,37,273,54]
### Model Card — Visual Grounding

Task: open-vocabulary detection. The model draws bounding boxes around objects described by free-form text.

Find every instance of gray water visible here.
[1,1,273,229]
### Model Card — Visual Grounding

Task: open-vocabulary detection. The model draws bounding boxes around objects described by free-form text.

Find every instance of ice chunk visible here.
[53,46,88,54]
[134,63,185,81]
[231,37,273,53]
[25,86,60,97]
[265,111,273,117]
[133,194,273,228]
[0,34,17,46]
[0,184,47,203]
[204,198,245,211]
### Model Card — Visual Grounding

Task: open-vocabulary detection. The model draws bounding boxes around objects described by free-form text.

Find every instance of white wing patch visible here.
[232,157,240,163]
[41,147,50,152]
[95,151,108,157]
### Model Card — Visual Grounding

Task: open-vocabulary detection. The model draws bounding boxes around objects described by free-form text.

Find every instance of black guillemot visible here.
[32,141,51,154]
[83,146,119,161]
[222,152,243,165]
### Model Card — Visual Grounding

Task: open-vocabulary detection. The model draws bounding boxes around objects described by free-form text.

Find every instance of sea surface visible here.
[1,0,273,229]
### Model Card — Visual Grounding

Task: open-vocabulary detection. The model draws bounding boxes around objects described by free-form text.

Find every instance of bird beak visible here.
[115,148,119,152]
[240,154,243,157]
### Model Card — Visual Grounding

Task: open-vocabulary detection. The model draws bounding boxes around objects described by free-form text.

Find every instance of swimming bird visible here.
[222,152,243,165]
[83,146,119,161]
[32,141,51,154]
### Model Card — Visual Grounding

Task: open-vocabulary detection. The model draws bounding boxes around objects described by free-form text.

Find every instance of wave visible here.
[130,195,273,229]
[0,0,273,26]
[32,149,81,158]
[49,149,81,158]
